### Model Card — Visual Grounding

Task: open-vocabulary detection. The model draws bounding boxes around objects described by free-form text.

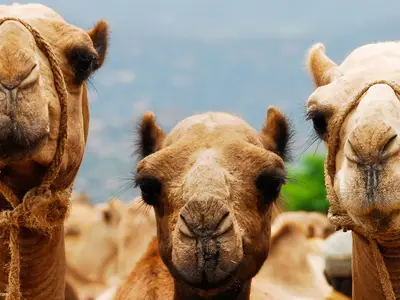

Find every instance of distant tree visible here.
[282,154,329,213]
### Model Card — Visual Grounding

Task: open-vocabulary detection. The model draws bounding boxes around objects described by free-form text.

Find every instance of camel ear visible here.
[87,19,109,70]
[134,112,166,159]
[103,199,124,226]
[307,43,340,87]
[260,106,294,162]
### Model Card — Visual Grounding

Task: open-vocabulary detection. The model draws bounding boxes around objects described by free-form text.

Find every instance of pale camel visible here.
[115,108,293,299]
[0,3,108,299]
[70,191,93,206]
[253,211,335,299]
[65,201,111,300]
[65,198,156,300]
[306,42,400,299]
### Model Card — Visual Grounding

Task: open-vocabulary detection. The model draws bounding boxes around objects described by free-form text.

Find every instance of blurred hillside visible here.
[10,1,400,202]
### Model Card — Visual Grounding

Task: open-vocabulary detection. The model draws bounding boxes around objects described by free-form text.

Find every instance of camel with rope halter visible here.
[306,42,400,300]
[0,3,108,299]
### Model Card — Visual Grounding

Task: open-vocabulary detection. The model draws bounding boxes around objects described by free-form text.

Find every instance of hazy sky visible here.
[7,1,400,39]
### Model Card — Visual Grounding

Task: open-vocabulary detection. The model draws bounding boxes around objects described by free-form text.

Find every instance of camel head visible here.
[134,108,293,293]
[306,42,400,235]
[0,4,108,194]
[65,199,123,283]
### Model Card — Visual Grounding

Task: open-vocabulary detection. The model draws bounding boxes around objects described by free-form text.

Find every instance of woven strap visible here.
[324,79,400,300]
[0,17,71,300]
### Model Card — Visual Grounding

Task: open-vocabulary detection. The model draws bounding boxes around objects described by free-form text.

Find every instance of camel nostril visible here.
[346,120,399,164]
[345,140,362,163]
[179,215,195,238]
[381,134,398,156]
[214,212,233,237]
[1,83,17,91]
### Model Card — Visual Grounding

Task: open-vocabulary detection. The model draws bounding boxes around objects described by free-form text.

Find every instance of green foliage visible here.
[282,154,329,213]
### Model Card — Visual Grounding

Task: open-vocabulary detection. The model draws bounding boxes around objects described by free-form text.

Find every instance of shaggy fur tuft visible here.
[133,112,166,160]
[261,106,295,162]
[88,19,109,70]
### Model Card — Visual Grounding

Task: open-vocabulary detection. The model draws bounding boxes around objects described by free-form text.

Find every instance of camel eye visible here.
[307,110,327,138]
[255,171,285,204]
[134,174,162,206]
[66,47,98,84]
[77,54,96,73]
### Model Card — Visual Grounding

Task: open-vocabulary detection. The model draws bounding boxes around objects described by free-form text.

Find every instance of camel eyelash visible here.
[134,173,158,188]
[305,109,325,121]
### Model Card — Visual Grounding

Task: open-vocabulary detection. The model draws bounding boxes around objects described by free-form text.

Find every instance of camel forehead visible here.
[192,148,219,165]
[309,43,400,109]
[339,42,400,74]
[167,112,259,144]
[178,112,254,131]
[186,148,223,178]
[0,3,64,22]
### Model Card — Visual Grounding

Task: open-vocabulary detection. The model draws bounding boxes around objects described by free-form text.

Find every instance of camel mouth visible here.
[169,239,243,292]
[198,267,240,291]
[352,209,400,233]
[173,263,240,292]
[0,118,49,163]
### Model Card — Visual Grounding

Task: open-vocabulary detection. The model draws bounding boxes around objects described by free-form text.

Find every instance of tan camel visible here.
[70,191,93,206]
[115,108,293,299]
[0,3,108,299]
[65,201,112,300]
[306,42,400,299]
[252,211,338,300]
[65,198,156,300]
[98,210,349,300]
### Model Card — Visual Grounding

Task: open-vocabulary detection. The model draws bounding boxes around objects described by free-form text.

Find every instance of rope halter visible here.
[0,17,71,300]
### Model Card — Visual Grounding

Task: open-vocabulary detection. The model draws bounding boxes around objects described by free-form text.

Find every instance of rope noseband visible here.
[324,79,400,300]
[0,18,70,300]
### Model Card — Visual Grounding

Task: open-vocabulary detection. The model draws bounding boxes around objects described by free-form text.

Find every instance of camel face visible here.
[306,43,400,234]
[134,108,292,292]
[0,4,108,164]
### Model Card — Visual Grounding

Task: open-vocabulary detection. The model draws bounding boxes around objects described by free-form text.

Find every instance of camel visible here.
[98,210,350,300]
[65,201,111,300]
[306,42,400,299]
[65,197,156,300]
[0,3,108,299]
[252,211,338,300]
[70,191,92,206]
[114,108,293,299]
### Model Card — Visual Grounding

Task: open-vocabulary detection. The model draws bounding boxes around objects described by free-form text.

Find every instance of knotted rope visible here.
[0,18,71,300]
[323,79,400,300]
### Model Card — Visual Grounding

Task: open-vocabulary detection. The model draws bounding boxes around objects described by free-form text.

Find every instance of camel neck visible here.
[0,226,66,300]
[352,232,400,300]
[173,280,251,300]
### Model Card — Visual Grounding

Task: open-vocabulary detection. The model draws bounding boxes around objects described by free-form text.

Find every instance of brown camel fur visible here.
[0,3,108,299]
[115,108,293,299]
[65,281,79,300]
[306,42,400,299]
